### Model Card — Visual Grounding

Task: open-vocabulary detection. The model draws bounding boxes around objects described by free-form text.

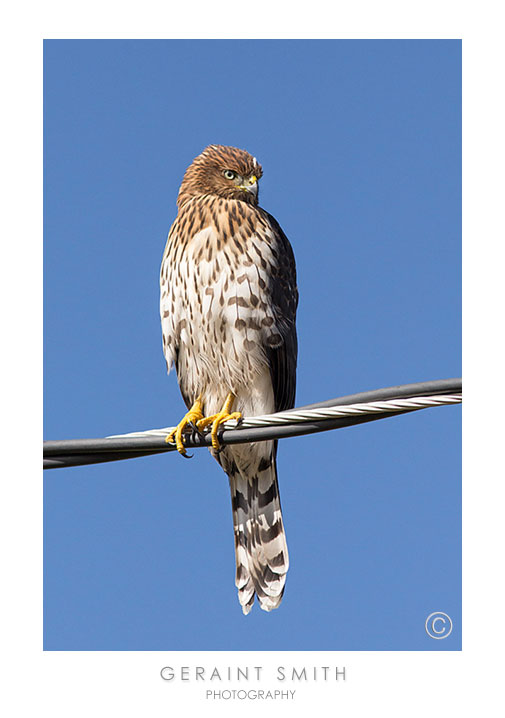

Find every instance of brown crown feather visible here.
[177,145,263,208]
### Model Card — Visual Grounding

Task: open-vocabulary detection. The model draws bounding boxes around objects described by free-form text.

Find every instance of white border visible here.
[3,1,504,715]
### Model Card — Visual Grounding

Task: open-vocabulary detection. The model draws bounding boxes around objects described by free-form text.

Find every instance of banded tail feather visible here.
[216,442,289,614]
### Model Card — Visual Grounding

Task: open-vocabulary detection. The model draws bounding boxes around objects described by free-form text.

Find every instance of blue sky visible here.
[44,40,461,651]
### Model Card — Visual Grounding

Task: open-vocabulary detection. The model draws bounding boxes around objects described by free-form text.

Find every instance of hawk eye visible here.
[224,170,236,180]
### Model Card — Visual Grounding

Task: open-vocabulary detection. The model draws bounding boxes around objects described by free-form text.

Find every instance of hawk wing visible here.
[263,211,298,413]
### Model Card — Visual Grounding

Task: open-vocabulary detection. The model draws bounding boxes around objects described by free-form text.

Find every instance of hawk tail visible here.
[221,446,289,614]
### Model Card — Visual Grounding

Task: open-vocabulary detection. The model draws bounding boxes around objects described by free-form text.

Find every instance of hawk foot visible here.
[196,392,242,451]
[166,399,204,457]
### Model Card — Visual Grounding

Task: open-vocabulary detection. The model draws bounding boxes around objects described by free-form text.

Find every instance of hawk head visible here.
[177,145,263,208]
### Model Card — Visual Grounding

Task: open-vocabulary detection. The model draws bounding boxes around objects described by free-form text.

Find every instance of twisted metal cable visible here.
[109,393,462,438]
[43,378,461,470]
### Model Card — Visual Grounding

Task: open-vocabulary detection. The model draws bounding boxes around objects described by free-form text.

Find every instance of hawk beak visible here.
[240,175,258,197]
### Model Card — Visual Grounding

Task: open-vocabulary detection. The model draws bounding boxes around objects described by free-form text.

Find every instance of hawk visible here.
[160,145,298,614]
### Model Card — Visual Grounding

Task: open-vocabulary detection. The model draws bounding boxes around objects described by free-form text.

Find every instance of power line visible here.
[43,378,461,470]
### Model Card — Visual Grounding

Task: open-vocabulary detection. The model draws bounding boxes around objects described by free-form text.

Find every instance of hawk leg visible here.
[165,398,204,456]
[196,392,242,451]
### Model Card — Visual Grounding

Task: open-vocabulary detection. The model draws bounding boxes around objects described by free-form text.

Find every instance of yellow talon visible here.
[166,399,204,456]
[196,392,242,451]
